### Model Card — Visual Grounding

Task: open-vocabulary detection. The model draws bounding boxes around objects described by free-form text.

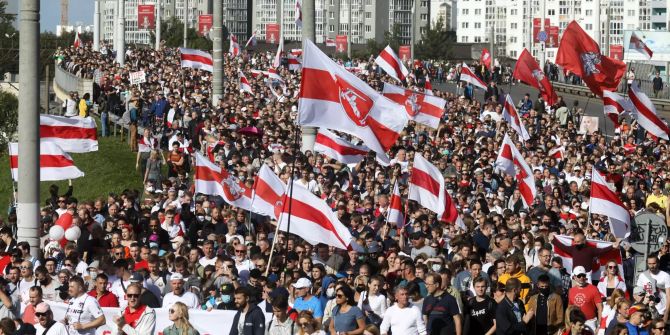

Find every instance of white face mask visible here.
[531,225,539,232]
[431,264,442,272]
[326,287,336,298]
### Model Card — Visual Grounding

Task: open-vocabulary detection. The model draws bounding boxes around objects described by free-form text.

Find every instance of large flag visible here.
[40,115,98,153]
[425,75,433,95]
[229,35,240,57]
[375,45,410,82]
[194,152,253,210]
[382,83,445,129]
[288,49,302,71]
[496,134,537,207]
[513,49,558,105]
[252,164,286,219]
[179,48,213,72]
[73,32,82,48]
[480,48,492,70]
[138,136,158,153]
[552,235,624,281]
[556,21,626,97]
[629,83,670,140]
[502,94,530,141]
[245,31,258,48]
[388,183,403,227]
[238,71,254,94]
[602,90,631,128]
[314,129,369,164]
[295,0,303,28]
[629,32,653,60]
[460,63,487,90]
[590,169,631,238]
[273,38,284,68]
[440,191,459,224]
[298,39,409,164]
[275,181,353,250]
[9,141,84,181]
[408,154,445,216]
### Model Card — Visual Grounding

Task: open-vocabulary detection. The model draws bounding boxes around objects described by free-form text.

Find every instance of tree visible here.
[0,91,18,150]
[364,39,382,57]
[0,2,18,75]
[383,24,403,51]
[414,17,454,61]
[154,17,215,51]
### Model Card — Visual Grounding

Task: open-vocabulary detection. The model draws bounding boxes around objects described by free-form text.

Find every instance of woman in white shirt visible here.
[358,276,388,320]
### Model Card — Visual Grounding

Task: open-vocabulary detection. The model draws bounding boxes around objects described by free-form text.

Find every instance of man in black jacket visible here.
[230,287,266,335]
[495,278,534,335]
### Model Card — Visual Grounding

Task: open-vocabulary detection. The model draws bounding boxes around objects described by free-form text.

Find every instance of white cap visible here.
[170,273,184,281]
[572,266,587,277]
[292,277,312,289]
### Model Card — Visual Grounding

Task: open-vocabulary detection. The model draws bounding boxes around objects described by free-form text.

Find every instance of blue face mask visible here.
[222,294,232,303]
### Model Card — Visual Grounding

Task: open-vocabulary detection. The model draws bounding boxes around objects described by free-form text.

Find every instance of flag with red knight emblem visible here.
[513,49,558,105]
[382,82,445,129]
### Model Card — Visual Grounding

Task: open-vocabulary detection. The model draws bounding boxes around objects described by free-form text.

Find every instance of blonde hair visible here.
[171,302,195,333]
[297,310,321,335]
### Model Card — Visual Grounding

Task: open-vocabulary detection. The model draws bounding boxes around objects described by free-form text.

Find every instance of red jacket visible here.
[88,289,119,307]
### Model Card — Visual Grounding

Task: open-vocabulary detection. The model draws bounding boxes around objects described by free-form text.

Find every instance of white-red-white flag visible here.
[138,135,158,153]
[590,169,631,238]
[602,90,631,128]
[388,183,403,227]
[325,38,336,47]
[273,38,284,68]
[460,63,487,90]
[629,32,653,60]
[425,75,433,95]
[314,129,369,164]
[298,39,408,164]
[245,31,258,48]
[382,82,445,129]
[629,83,670,140]
[496,134,537,207]
[229,35,240,57]
[194,152,253,210]
[40,115,98,153]
[408,154,445,216]
[548,145,565,162]
[502,94,530,141]
[295,0,303,28]
[440,191,460,225]
[180,48,214,72]
[275,180,353,250]
[375,45,410,82]
[288,49,302,71]
[239,71,254,94]
[252,164,286,219]
[73,32,82,48]
[9,141,84,181]
[552,235,624,280]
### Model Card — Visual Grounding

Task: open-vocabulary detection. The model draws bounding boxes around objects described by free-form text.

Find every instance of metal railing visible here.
[54,63,94,99]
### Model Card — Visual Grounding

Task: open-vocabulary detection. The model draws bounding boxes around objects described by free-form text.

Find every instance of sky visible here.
[6,0,94,32]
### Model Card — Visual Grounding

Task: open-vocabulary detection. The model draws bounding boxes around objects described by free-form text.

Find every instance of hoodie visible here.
[318,276,337,314]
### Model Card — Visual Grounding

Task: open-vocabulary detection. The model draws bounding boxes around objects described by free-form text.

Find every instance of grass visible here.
[0,131,144,208]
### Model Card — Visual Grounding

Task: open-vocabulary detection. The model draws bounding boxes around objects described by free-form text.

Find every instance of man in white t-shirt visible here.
[63,277,105,335]
[34,302,69,335]
[636,254,670,321]
[161,273,199,309]
[110,259,133,310]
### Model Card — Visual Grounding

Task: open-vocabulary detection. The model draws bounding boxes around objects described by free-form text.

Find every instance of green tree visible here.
[414,17,454,60]
[383,24,403,51]
[154,17,215,51]
[364,39,382,56]
[0,2,18,75]
[0,91,18,150]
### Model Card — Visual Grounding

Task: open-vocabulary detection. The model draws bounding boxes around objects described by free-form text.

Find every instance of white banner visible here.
[47,301,273,335]
[129,71,147,85]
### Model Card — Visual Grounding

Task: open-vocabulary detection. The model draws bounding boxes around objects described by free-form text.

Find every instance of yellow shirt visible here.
[78,99,89,117]
[646,193,668,209]
[498,270,532,302]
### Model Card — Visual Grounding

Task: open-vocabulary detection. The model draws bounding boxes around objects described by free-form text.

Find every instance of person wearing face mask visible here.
[525,275,564,335]
[217,283,237,310]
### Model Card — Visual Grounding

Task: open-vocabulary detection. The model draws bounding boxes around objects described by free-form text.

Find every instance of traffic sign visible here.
[538,31,548,42]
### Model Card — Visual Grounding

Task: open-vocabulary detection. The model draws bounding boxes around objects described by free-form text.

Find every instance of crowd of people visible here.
[3,40,666,335]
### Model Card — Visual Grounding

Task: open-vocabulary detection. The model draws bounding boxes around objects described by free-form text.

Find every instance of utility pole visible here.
[18,0,41,256]
[116,0,125,66]
[347,0,352,59]
[280,0,284,52]
[212,0,223,105]
[527,0,533,57]
[94,0,100,51]
[490,21,495,71]
[539,0,546,70]
[156,0,161,51]
[113,0,119,52]
[604,1,610,57]
[183,0,188,48]
[301,0,316,152]
[410,0,415,61]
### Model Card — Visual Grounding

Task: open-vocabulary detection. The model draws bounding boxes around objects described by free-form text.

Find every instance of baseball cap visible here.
[292,278,312,289]
[572,266,587,277]
[169,273,184,281]
[35,302,51,314]
[628,304,644,316]
[129,272,144,283]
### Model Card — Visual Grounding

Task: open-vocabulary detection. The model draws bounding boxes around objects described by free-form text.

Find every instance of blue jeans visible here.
[101,112,109,137]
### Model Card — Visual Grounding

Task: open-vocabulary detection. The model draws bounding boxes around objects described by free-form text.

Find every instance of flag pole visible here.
[7,143,16,208]
[264,218,283,277]
[282,120,301,266]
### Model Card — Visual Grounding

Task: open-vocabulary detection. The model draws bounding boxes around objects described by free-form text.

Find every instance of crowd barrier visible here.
[47,300,274,335]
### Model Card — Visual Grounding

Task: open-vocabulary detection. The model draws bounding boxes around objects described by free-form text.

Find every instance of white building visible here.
[56,24,94,37]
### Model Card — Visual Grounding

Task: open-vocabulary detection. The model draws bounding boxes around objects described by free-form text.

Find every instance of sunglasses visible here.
[35,312,47,317]
[576,274,587,278]
[608,265,617,269]
[127,294,140,298]
[336,294,344,298]
[656,327,666,330]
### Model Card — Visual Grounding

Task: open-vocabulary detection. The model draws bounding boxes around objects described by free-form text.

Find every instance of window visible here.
[475,22,482,28]
[462,22,469,28]
[510,9,517,15]
[585,23,592,30]
[463,8,469,14]
[474,36,481,42]
[547,9,555,15]
[365,25,371,32]
[366,0,371,4]
[475,9,482,14]
[511,23,517,29]
[329,24,335,32]
[421,13,428,20]
[628,9,635,16]
[461,36,469,42]
[510,50,517,57]
[585,9,592,16]
[365,11,371,18]
[329,11,334,19]
[420,27,427,34]
[559,7,568,14]
[421,1,428,6]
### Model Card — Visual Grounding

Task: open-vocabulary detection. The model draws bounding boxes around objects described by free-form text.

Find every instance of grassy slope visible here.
[0,134,144,208]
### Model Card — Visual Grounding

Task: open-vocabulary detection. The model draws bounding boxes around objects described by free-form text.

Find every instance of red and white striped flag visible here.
[424,75,433,95]
[502,94,530,141]
[325,38,336,47]
[552,235,623,281]
[388,183,403,227]
[229,35,240,57]
[460,63,487,90]
[440,191,459,225]
[382,82,445,129]
[496,134,537,207]
[603,90,630,128]
[629,83,670,140]
[548,145,565,162]
[73,32,82,48]
[275,180,353,250]
[252,164,286,219]
[295,0,302,28]
[264,68,284,82]
[408,154,445,216]
[590,169,631,238]
[180,48,213,72]
[9,141,84,181]
[288,49,302,71]
[40,115,98,153]
[138,136,158,153]
[314,129,369,164]
[298,39,408,164]
[239,71,254,94]
[375,45,410,82]
[245,31,258,48]
[629,32,653,60]
[194,152,253,210]
[273,38,284,68]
